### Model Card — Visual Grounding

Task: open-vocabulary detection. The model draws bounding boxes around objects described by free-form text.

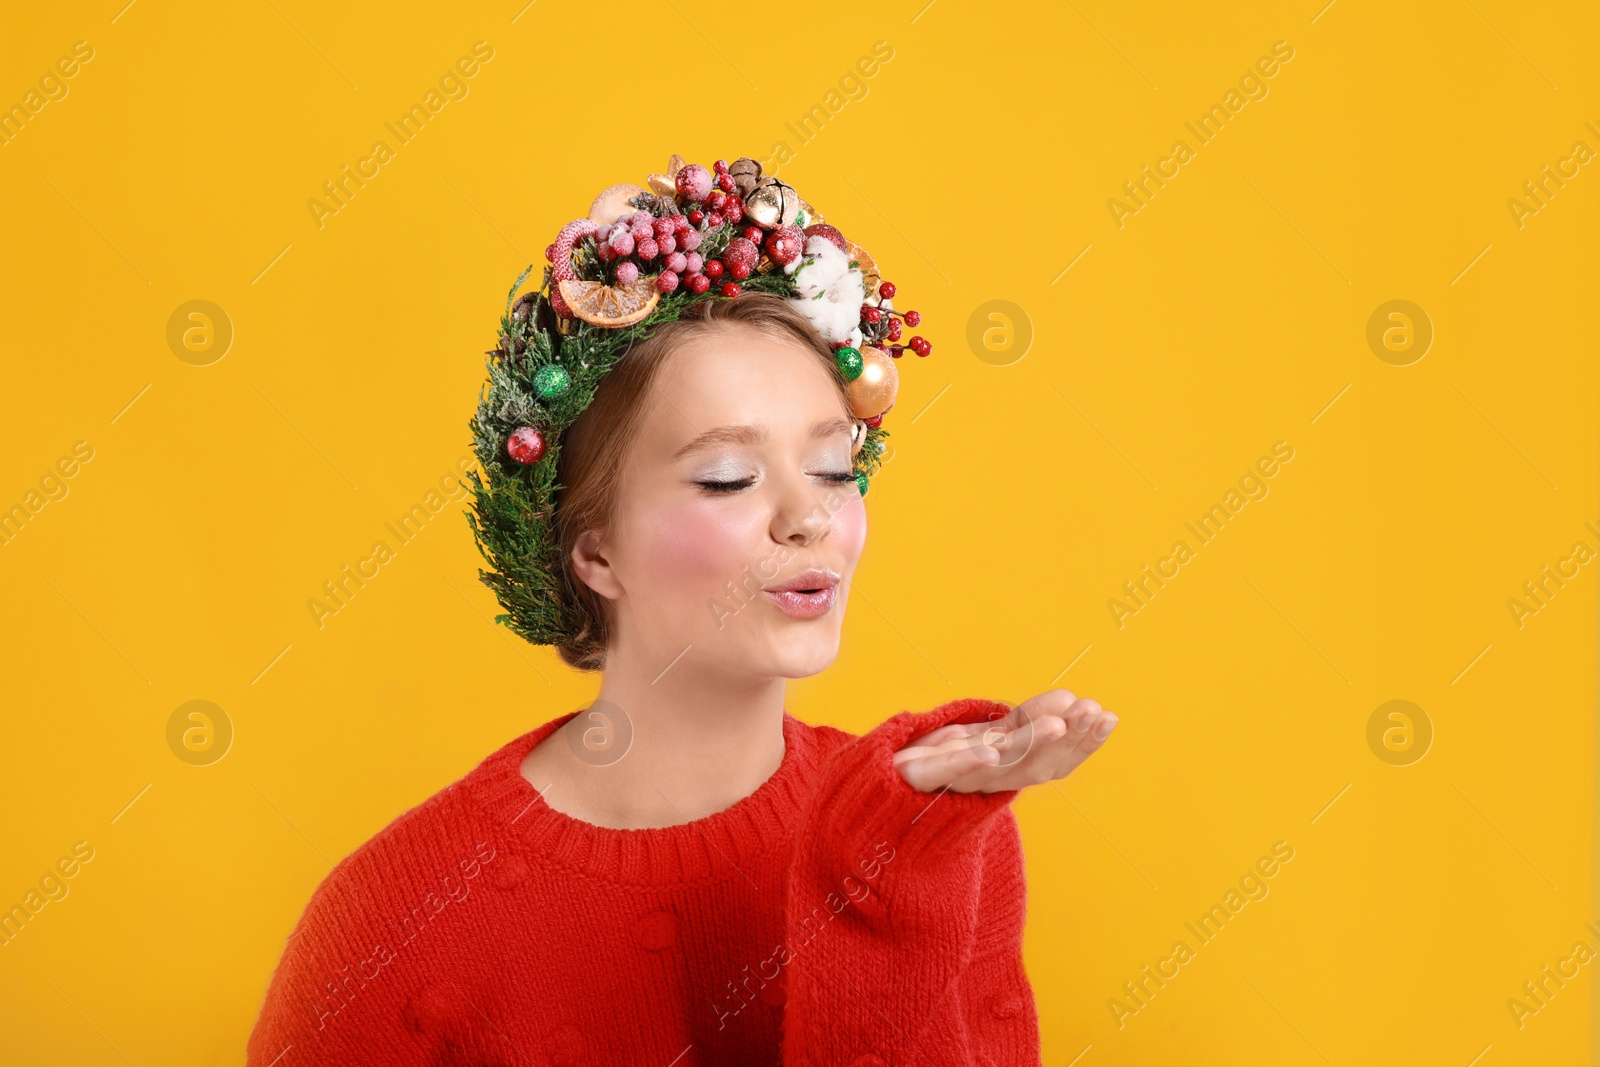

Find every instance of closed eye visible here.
[696,477,755,493]
[696,471,855,494]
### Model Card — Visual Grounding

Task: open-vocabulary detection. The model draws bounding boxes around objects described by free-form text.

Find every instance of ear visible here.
[569,529,624,601]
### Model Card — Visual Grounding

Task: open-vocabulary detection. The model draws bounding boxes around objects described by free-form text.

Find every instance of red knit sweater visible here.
[246,698,1042,1066]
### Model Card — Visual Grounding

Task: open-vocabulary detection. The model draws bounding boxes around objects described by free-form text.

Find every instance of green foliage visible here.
[697,220,736,261]
[855,422,890,480]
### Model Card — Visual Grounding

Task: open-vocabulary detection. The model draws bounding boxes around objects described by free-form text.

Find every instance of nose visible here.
[770,470,833,548]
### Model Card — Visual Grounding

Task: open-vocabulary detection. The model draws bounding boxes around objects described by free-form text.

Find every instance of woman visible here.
[247,156,1118,1067]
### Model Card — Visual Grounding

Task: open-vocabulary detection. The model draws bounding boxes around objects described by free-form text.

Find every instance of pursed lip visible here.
[762,568,839,594]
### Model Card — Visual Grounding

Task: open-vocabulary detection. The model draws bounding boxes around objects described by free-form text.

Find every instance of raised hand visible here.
[892,689,1118,794]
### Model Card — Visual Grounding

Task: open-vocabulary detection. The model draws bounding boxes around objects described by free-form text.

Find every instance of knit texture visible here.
[245,698,1042,1066]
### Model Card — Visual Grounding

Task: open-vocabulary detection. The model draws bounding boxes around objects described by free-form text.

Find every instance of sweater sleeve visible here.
[246,860,416,1067]
[246,849,459,1067]
[781,697,1043,1067]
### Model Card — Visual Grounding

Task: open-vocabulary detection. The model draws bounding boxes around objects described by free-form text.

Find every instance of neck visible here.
[539,635,789,830]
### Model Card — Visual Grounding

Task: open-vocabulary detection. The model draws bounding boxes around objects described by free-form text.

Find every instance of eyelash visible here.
[696,472,856,494]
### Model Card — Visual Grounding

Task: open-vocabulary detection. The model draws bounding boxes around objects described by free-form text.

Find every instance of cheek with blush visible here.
[627,496,767,598]
[832,495,868,567]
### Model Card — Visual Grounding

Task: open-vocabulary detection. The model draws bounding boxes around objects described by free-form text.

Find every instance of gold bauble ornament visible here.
[743,175,800,228]
[588,183,647,225]
[846,346,899,419]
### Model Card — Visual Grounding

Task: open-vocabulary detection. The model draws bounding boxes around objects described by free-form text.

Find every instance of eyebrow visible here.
[672,415,854,461]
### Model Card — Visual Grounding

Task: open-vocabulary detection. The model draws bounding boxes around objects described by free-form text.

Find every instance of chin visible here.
[757,626,843,679]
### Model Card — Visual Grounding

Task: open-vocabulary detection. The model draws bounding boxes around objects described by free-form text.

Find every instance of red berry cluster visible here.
[591,209,708,295]
[542,157,934,350]
[857,280,930,358]
[547,159,850,302]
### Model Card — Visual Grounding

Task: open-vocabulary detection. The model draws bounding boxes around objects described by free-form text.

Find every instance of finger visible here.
[998,689,1076,731]
[943,717,1069,792]
[1044,710,1119,778]
[985,714,1067,767]
[896,739,1001,793]
[911,722,986,751]
[1064,696,1103,733]
[892,724,986,765]
[962,709,1119,790]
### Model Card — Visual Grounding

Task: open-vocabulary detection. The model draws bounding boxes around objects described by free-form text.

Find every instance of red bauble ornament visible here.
[507,427,546,465]
[723,237,758,277]
[802,223,847,252]
[765,224,805,266]
[675,164,713,202]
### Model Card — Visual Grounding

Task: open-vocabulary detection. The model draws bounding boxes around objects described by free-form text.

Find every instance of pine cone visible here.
[511,291,539,325]
[627,191,679,218]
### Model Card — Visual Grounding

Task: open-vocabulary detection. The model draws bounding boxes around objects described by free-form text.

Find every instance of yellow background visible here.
[1,1,1595,1063]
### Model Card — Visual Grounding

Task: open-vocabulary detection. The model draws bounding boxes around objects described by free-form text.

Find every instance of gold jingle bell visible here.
[846,346,899,419]
[743,175,800,229]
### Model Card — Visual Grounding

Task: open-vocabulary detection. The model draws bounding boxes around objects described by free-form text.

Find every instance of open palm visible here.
[892,689,1118,794]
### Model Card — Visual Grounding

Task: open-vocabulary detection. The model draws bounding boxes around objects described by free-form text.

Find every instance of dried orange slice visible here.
[845,238,880,297]
[557,276,660,327]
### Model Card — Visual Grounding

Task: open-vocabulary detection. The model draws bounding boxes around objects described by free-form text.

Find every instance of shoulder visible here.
[302,732,526,918]
[246,728,543,1063]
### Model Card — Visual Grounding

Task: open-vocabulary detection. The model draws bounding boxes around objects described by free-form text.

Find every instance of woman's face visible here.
[582,324,869,682]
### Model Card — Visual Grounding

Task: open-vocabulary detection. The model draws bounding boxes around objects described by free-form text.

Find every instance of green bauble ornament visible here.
[533,363,571,399]
[855,471,869,496]
[835,346,863,382]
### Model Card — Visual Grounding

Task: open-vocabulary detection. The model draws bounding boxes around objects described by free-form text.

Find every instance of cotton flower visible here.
[789,236,866,345]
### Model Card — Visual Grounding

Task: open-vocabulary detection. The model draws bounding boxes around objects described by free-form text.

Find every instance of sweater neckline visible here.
[464,709,821,888]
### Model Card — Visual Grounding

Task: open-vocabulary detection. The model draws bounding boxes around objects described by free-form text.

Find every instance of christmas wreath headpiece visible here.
[466,153,933,648]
